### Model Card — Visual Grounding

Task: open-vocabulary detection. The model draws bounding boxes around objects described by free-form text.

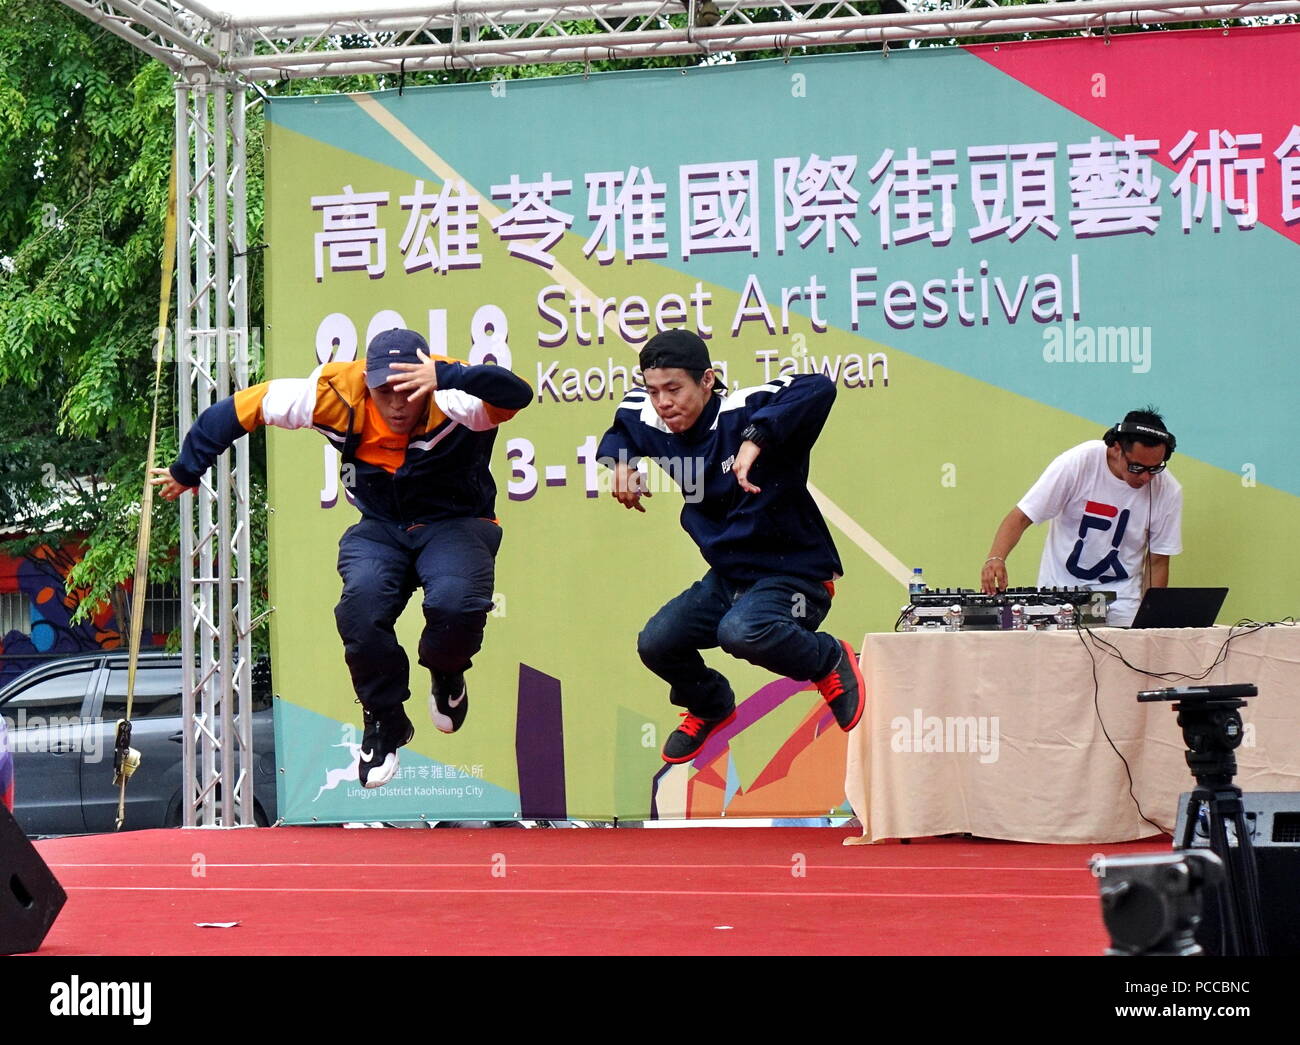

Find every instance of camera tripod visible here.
[1141,684,1268,956]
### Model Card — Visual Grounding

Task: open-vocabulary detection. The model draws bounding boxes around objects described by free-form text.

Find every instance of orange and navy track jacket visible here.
[170,358,533,526]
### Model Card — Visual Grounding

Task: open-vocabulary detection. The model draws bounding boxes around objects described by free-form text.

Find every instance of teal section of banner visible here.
[268,48,1297,495]
[275,699,522,824]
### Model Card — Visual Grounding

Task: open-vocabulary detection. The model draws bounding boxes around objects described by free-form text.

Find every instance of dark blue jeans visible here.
[637,571,842,720]
[334,516,502,712]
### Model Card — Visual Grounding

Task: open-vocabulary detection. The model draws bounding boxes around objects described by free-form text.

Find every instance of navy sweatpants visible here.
[334,516,502,712]
[636,570,842,720]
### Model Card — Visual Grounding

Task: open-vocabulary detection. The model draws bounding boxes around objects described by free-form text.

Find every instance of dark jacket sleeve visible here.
[436,361,533,413]
[169,396,252,488]
[745,374,837,451]
[596,391,651,468]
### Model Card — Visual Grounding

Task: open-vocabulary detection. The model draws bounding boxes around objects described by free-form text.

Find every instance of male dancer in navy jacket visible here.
[152,329,532,788]
[597,329,865,763]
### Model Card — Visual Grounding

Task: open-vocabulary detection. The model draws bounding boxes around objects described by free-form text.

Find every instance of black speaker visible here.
[0,802,67,955]
[1175,791,1300,956]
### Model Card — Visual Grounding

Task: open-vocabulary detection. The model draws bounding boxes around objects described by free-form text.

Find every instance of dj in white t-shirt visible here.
[980,410,1183,626]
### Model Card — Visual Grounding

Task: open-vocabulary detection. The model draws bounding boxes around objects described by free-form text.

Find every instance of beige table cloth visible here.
[845,625,1300,844]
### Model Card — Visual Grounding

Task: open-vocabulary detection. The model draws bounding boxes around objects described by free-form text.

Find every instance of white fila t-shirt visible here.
[1017,441,1183,626]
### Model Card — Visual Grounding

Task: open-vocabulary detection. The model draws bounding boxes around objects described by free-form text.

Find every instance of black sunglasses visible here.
[1121,448,1167,475]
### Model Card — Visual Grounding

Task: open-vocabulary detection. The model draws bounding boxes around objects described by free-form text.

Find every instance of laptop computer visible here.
[1129,587,1228,629]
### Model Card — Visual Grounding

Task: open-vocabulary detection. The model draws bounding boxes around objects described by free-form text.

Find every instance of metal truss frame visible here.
[172,74,257,828]
[59,0,1300,78]
[57,0,1298,828]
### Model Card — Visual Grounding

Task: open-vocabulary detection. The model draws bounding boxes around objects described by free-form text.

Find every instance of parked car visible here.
[0,652,276,835]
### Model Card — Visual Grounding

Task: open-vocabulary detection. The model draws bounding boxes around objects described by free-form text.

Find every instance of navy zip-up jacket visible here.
[597,373,843,584]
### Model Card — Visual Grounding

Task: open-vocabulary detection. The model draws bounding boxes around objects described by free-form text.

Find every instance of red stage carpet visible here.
[30,827,1166,956]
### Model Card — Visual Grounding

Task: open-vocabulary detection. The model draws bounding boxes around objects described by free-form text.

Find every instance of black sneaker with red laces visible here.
[661,709,737,764]
[815,639,866,732]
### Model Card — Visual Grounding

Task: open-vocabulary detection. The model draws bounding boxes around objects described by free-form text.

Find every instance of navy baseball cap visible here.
[365,328,428,389]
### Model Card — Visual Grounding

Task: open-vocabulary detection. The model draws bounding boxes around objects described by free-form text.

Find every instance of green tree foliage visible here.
[0,6,423,649]
[0,1,235,640]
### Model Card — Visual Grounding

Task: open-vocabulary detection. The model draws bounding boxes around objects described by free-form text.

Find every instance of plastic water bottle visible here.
[909,567,925,597]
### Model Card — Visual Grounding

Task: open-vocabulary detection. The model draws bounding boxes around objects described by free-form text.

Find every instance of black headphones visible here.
[1103,421,1177,460]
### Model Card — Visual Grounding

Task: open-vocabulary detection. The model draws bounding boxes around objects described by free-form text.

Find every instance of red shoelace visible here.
[677,712,710,737]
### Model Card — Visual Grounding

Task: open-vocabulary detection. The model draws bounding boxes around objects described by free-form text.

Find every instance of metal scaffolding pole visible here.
[221,0,1300,77]
[59,0,1300,81]
[175,63,256,828]
[229,81,256,828]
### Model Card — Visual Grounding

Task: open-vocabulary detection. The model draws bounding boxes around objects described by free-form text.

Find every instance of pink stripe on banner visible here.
[693,675,809,766]
[967,25,1300,246]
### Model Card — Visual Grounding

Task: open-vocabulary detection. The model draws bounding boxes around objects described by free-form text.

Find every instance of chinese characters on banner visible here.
[311,129,1300,281]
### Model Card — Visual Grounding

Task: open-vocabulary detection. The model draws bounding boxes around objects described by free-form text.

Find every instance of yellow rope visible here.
[114,152,178,830]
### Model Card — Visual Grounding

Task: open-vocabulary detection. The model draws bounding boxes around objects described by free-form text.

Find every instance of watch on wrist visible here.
[741,423,768,448]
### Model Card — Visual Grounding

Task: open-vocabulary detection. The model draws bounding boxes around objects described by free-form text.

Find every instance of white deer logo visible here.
[313,742,363,801]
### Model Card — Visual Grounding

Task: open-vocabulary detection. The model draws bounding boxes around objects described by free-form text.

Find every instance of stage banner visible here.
[264,26,1300,824]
